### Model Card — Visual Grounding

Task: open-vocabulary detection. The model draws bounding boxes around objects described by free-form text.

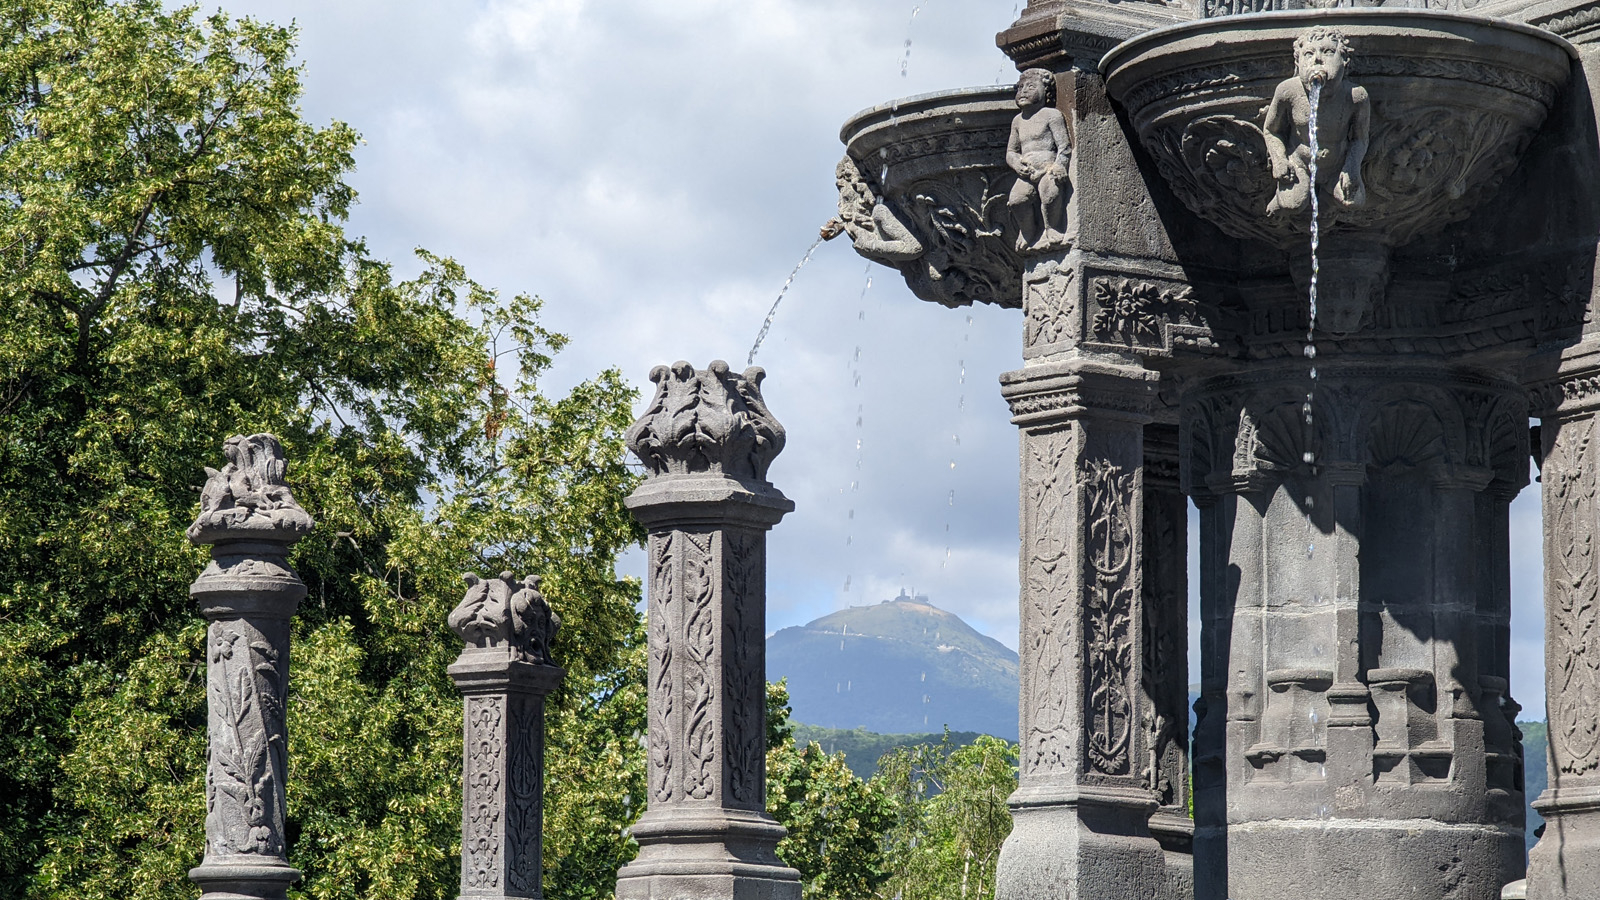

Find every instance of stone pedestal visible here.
[186,435,313,900]
[996,356,1169,900]
[615,361,800,900]
[448,573,565,900]
[1529,342,1600,900]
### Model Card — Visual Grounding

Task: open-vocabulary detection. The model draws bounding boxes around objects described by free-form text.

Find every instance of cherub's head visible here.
[1015,68,1055,109]
[1292,27,1353,88]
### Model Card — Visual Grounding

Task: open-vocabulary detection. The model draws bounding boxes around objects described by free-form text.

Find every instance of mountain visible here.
[791,724,988,779]
[767,591,1020,740]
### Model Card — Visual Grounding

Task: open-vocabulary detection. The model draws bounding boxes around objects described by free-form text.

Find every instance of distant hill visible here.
[1523,721,1547,853]
[791,724,987,779]
[767,591,1019,740]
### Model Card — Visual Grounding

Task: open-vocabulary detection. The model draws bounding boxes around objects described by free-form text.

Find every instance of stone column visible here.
[614,360,800,900]
[448,572,565,900]
[187,434,313,900]
[1530,350,1600,900]
[996,357,1168,900]
[1143,423,1193,900]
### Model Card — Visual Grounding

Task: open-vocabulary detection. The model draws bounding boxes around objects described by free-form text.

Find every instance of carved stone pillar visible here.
[996,357,1169,900]
[614,360,799,900]
[448,572,565,900]
[1529,349,1600,900]
[1143,423,1193,900]
[1183,365,1529,900]
[187,434,313,900]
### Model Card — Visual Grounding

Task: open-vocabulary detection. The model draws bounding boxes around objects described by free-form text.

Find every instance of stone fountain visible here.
[832,1,1600,898]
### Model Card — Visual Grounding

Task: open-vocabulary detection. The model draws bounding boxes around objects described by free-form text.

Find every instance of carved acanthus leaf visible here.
[626,360,785,482]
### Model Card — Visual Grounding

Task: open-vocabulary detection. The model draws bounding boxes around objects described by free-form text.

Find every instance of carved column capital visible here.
[625,360,793,531]
[1000,358,1159,428]
[187,434,311,900]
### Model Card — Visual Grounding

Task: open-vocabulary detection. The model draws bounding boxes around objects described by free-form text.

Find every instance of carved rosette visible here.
[448,572,566,900]
[618,363,798,900]
[188,434,311,900]
[837,87,1025,310]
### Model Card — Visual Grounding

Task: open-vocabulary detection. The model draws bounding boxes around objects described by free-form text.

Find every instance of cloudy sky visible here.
[223,0,1549,714]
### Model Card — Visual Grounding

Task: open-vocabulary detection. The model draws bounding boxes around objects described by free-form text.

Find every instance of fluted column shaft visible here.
[187,434,313,900]
[615,360,800,900]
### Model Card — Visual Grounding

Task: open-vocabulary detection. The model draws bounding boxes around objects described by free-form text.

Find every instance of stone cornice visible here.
[1000,358,1159,426]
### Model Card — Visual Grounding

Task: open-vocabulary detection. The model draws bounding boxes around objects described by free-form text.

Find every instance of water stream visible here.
[1303,80,1323,567]
[747,236,825,366]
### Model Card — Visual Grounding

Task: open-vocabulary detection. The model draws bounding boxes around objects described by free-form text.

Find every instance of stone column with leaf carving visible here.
[1530,353,1600,900]
[614,360,800,900]
[187,434,313,900]
[448,572,565,900]
[995,358,1168,900]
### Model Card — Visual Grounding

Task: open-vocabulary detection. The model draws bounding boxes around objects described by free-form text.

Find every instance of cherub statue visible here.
[1263,27,1370,216]
[1007,67,1072,251]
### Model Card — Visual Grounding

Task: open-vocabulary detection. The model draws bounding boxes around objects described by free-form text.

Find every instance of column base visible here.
[1151,810,1195,900]
[189,861,301,900]
[995,791,1168,900]
[1227,820,1519,900]
[615,807,800,900]
[1530,788,1600,900]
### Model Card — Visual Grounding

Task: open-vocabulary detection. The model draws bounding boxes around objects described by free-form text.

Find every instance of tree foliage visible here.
[873,733,1017,900]
[0,3,644,899]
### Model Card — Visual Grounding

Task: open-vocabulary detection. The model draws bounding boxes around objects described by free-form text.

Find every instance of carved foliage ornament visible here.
[681,531,718,800]
[1024,264,1075,349]
[205,622,287,859]
[648,532,675,803]
[723,530,765,807]
[627,361,784,483]
[505,692,544,894]
[463,696,504,889]
[189,433,313,543]
[1024,430,1075,775]
[1089,277,1198,350]
[1547,419,1600,774]
[449,571,562,666]
[1083,457,1136,776]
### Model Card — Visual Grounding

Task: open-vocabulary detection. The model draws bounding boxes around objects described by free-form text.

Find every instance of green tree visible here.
[0,3,645,899]
[766,682,894,900]
[873,733,1017,900]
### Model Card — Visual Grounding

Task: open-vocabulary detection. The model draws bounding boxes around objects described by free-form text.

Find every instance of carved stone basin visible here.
[1102,10,1572,251]
[837,86,1023,309]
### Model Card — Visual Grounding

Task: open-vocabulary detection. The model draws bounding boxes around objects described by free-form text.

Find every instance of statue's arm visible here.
[1049,110,1071,168]
[1007,117,1028,177]
[1346,86,1371,173]
[1261,82,1294,178]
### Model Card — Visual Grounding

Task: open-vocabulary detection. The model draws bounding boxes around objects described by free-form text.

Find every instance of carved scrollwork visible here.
[648,532,675,804]
[1024,430,1075,774]
[505,692,543,894]
[1547,418,1600,774]
[898,172,1025,309]
[682,531,718,800]
[463,695,505,889]
[1083,458,1136,776]
[723,530,766,807]
[626,360,785,483]
[1143,118,1282,246]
